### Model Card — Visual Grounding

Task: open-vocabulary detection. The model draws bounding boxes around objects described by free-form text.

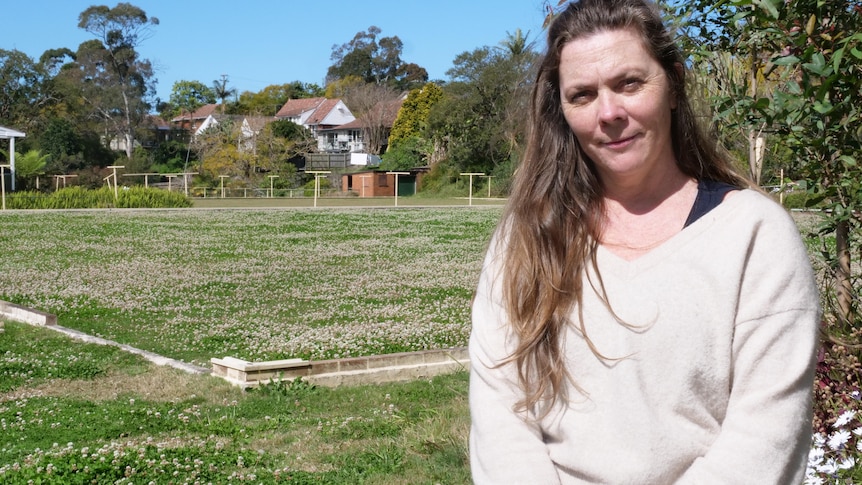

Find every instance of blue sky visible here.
[2,1,549,103]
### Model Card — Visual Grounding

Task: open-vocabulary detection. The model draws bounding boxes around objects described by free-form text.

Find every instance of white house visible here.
[275,97,356,152]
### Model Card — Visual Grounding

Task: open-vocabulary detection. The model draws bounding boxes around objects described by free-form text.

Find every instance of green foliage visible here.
[253,375,317,402]
[388,82,444,144]
[0,49,46,129]
[429,38,536,177]
[234,82,323,116]
[38,118,83,162]
[149,139,187,173]
[415,160,465,196]
[327,26,428,89]
[5,186,192,209]
[168,79,215,118]
[269,119,312,141]
[380,136,431,171]
[11,150,49,190]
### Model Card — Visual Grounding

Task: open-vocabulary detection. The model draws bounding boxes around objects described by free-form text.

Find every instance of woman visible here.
[468,0,820,483]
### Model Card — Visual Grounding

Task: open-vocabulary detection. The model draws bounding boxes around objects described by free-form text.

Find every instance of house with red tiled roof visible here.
[275,97,355,152]
[170,103,221,132]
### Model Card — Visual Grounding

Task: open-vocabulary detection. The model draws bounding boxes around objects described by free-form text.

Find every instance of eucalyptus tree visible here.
[73,3,159,159]
[0,49,48,132]
[327,26,428,89]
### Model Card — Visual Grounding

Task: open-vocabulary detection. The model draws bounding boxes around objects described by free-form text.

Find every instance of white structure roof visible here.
[0,126,25,138]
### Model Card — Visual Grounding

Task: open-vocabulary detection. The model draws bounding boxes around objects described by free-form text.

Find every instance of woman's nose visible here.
[596,91,626,124]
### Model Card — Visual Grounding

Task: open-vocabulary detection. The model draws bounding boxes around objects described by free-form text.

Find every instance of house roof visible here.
[275,97,326,118]
[143,115,170,130]
[305,98,341,125]
[170,103,220,122]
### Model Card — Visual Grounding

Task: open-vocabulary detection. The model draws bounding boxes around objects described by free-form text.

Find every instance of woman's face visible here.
[558,29,677,186]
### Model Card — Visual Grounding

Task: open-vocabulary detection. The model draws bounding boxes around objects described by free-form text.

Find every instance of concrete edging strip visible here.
[0,299,209,374]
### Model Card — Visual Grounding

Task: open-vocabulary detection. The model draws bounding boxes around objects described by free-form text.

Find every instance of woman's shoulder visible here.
[723,187,796,221]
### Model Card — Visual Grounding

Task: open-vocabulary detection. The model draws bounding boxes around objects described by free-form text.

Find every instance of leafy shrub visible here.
[5,186,191,209]
[783,190,817,209]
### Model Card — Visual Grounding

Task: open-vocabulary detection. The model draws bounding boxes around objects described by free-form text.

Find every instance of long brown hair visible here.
[497,0,747,416]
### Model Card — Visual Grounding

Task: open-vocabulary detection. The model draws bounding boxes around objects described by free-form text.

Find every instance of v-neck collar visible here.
[595,189,753,279]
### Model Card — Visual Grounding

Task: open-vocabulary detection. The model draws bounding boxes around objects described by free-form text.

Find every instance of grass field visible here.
[0,206,503,366]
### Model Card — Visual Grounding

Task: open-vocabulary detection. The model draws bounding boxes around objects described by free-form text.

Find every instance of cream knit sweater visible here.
[469,189,820,484]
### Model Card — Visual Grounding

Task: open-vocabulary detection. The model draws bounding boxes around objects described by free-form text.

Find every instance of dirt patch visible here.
[0,365,238,404]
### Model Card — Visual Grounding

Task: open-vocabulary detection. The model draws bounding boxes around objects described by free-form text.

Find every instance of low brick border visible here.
[211,348,470,389]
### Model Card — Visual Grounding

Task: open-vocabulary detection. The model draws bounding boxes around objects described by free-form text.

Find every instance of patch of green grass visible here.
[0,323,471,483]
[0,321,148,392]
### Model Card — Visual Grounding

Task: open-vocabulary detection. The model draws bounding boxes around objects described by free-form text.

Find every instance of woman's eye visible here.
[623,78,643,90]
[568,92,591,104]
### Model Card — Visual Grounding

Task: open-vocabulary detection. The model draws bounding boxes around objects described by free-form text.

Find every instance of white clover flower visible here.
[834,410,856,428]
[828,430,851,451]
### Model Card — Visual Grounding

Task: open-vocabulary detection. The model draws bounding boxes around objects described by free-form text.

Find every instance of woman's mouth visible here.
[603,134,639,149]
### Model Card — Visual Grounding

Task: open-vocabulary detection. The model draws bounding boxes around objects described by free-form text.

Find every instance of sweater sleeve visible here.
[469,244,562,484]
[678,204,820,485]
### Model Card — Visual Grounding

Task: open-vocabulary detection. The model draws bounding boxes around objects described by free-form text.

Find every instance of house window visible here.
[350,130,360,142]
[378,173,388,186]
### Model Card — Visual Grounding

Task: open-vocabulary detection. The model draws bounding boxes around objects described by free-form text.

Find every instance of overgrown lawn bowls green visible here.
[0,207,501,365]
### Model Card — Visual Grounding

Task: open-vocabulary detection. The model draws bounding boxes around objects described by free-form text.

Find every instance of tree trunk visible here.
[835,219,853,325]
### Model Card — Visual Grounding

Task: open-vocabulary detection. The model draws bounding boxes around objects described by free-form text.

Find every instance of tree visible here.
[682,0,862,325]
[338,82,403,155]
[11,150,50,190]
[74,2,159,159]
[327,26,428,89]
[269,119,316,157]
[195,119,242,179]
[212,74,236,113]
[0,49,48,131]
[428,38,537,175]
[389,82,444,145]
[384,82,444,168]
[168,80,215,119]
[234,82,323,116]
